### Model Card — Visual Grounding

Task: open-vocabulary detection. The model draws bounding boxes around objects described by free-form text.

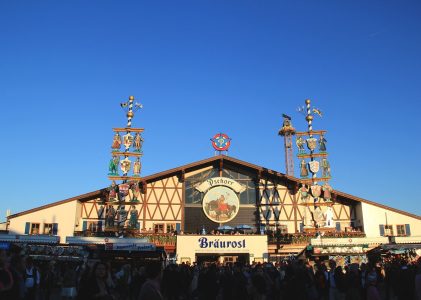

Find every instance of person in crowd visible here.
[61,262,78,299]
[138,260,163,300]
[24,256,40,300]
[0,252,14,298]
[415,258,421,300]
[78,261,115,300]
[366,272,381,300]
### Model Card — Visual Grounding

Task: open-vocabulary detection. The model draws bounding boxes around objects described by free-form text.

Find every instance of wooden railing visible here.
[268,231,366,245]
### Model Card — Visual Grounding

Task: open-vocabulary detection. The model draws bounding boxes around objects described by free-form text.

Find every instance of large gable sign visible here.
[196,177,244,223]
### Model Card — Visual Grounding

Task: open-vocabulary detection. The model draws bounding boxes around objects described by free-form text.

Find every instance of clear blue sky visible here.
[1,1,420,220]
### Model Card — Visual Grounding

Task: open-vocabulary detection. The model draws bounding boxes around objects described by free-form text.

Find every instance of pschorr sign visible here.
[105,243,156,251]
[198,237,246,249]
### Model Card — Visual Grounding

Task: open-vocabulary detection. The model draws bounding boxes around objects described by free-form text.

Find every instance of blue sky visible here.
[1,1,420,220]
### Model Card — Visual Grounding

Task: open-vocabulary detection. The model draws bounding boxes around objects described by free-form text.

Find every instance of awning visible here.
[66,236,148,245]
[0,234,59,244]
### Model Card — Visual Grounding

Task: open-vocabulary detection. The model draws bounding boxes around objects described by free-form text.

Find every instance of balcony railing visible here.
[73,231,176,246]
[268,231,366,245]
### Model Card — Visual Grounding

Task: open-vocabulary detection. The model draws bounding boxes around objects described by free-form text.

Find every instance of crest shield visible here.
[310,184,322,198]
[306,137,317,151]
[123,133,134,149]
[308,160,320,174]
[118,183,130,202]
[120,158,132,174]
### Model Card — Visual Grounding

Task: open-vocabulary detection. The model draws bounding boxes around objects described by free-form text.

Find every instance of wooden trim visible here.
[8,190,104,219]
[110,152,143,157]
[112,128,144,133]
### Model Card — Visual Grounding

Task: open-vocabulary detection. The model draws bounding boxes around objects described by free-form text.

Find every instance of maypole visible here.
[105,96,144,236]
[295,99,334,231]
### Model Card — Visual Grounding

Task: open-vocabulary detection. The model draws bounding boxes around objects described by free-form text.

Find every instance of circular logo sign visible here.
[211,133,231,151]
[202,186,239,223]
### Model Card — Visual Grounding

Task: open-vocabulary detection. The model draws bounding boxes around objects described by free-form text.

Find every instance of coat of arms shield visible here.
[308,160,320,174]
[120,158,132,174]
[306,137,317,151]
[310,184,322,198]
[123,133,134,149]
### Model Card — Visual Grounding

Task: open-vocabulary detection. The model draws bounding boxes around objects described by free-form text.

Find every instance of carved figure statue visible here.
[296,136,305,153]
[318,135,327,152]
[130,184,141,203]
[322,182,333,201]
[300,159,309,178]
[105,205,116,228]
[299,184,309,201]
[98,205,105,219]
[108,181,118,202]
[133,158,141,176]
[108,156,119,175]
[111,133,122,150]
[321,158,331,178]
[134,133,143,152]
[324,206,334,227]
[129,206,138,228]
[117,206,128,227]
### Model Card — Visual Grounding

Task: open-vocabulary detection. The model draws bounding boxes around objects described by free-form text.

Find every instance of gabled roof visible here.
[8,155,421,220]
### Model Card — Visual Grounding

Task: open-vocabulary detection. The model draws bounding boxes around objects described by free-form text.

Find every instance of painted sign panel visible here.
[202,186,239,223]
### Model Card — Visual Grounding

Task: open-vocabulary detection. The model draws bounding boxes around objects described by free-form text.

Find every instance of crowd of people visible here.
[0,248,421,300]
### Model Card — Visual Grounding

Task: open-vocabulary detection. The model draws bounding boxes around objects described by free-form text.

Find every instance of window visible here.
[396,225,406,236]
[30,223,40,235]
[43,224,53,235]
[154,223,164,233]
[166,223,176,233]
[384,225,393,236]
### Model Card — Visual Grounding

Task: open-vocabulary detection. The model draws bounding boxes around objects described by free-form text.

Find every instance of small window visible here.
[166,223,176,233]
[384,225,393,236]
[396,225,406,236]
[43,223,53,235]
[154,223,164,234]
[30,223,40,235]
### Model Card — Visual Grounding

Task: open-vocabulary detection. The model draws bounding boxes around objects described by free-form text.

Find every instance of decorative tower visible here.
[295,99,333,231]
[278,114,296,176]
[105,96,144,235]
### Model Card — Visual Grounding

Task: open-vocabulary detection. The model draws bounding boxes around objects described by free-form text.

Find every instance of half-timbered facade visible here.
[6,155,421,261]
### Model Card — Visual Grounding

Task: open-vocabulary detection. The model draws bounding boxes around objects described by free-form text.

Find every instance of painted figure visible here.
[108,156,119,175]
[130,183,141,203]
[111,133,122,150]
[134,133,143,152]
[129,206,138,228]
[321,158,331,177]
[322,182,333,201]
[300,159,309,178]
[296,136,305,153]
[299,184,309,201]
[318,135,327,152]
[117,206,128,227]
[108,181,118,202]
[324,206,334,227]
[98,205,105,219]
[105,205,116,228]
[133,158,141,176]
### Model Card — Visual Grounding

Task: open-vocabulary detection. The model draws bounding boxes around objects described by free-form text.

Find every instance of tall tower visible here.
[278,114,296,176]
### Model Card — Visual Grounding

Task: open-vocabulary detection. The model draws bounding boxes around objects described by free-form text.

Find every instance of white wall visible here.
[361,202,421,237]
[8,200,78,243]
